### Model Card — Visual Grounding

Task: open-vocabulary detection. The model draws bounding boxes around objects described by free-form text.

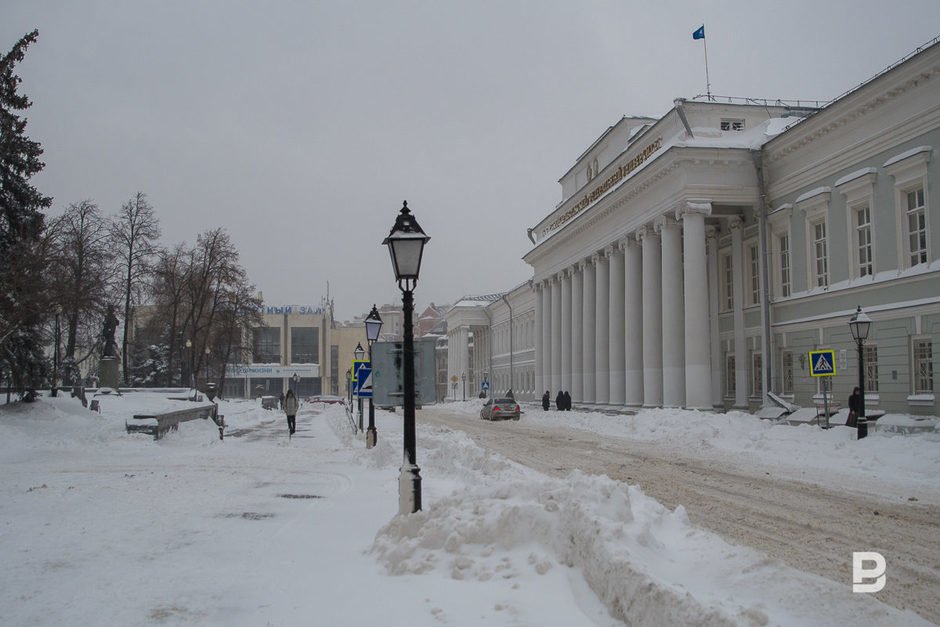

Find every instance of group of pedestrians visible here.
[542,390,571,411]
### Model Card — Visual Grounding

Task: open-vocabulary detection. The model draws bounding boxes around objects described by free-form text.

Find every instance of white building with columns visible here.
[449,38,939,416]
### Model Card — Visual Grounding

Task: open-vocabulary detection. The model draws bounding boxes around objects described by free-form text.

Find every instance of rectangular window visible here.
[725,354,736,397]
[864,345,878,393]
[856,205,873,277]
[913,339,933,394]
[813,221,829,287]
[779,234,791,298]
[290,327,319,364]
[907,187,927,266]
[252,327,280,363]
[782,351,793,395]
[721,119,745,131]
[330,345,339,395]
[751,352,762,397]
[748,245,760,305]
[722,253,733,311]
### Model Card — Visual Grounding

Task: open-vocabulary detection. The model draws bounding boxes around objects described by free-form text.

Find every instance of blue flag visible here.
[692,25,705,40]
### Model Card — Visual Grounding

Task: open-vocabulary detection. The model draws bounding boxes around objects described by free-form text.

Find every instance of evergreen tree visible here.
[0,30,52,398]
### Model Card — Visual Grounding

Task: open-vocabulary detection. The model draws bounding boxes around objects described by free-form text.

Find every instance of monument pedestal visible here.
[99,356,119,389]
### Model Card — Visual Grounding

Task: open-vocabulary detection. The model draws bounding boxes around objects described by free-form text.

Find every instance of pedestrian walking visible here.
[542,391,550,411]
[563,391,571,411]
[284,389,299,437]
[847,386,862,428]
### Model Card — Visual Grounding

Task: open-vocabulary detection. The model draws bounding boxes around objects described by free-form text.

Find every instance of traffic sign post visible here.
[808,350,837,428]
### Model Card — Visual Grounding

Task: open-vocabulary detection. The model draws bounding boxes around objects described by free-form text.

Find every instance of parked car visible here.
[480,397,521,421]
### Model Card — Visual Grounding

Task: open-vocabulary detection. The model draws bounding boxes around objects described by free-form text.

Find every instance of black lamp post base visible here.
[857,417,868,440]
[398,464,422,515]
[366,426,377,449]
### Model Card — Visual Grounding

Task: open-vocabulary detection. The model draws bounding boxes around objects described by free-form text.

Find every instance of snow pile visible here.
[363,406,933,626]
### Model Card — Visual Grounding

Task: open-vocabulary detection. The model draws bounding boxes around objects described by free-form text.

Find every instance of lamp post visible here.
[185,339,194,399]
[292,372,300,395]
[383,200,430,515]
[461,372,466,402]
[364,304,383,449]
[52,305,61,397]
[849,305,872,440]
[354,342,365,431]
[204,346,211,389]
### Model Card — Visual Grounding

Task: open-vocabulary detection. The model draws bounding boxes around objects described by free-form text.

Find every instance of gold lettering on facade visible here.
[543,137,663,236]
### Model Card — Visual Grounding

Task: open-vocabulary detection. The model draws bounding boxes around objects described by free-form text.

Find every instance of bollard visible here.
[89,399,100,413]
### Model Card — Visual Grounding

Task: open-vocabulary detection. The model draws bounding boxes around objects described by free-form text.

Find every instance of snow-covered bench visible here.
[126,403,221,440]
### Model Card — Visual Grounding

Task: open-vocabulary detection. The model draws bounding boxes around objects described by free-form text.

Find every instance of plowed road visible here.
[421,405,940,624]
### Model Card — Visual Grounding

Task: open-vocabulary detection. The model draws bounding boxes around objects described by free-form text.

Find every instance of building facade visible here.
[459,39,939,416]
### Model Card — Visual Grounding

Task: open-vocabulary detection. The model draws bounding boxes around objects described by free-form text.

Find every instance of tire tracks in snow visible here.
[422,409,940,624]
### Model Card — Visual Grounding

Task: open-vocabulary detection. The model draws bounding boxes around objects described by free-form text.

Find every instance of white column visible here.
[609,242,626,405]
[658,215,685,408]
[582,257,597,403]
[535,282,543,396]
[571,264,584,401]
[731,217,748,409]
[540,280,552,398]
[623,236,644,407]
[551,274,562,394]
[681,202,713,410]
[707,227,722,408]
[595,248,610,404]
[561,269,572,394]
[639,226,663,407]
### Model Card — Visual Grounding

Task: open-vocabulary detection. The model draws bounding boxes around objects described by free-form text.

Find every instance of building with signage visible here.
[451,37,939,417]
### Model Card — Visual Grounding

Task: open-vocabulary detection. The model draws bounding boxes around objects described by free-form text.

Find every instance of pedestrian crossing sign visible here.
[809,349,837,377]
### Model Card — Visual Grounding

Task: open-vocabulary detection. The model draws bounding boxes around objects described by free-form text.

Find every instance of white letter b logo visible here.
[853,552,886,593]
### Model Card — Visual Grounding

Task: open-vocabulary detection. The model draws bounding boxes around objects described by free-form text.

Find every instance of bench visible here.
[126,403,221,440]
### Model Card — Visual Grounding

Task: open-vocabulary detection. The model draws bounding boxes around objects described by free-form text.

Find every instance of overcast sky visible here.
[4,1,940,321]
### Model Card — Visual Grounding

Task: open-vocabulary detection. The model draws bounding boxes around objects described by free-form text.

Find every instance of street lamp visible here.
[461,372,466,402]
[292,372,300,395]
[52,305,61,397]
[204,346,211,389]
[365,304,383,449]
[848,305,872,440]
[185,339,194,398]
[354,342,365,430]
[383,200,430,515]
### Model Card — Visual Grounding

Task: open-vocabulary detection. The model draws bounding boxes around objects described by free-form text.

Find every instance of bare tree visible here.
[110,192,160,384]
[151,243,190,385]
[49,200,117,384]
[213,271,263,397]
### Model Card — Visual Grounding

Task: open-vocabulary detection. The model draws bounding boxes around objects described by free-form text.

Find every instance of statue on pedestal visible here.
[102,305,119,357]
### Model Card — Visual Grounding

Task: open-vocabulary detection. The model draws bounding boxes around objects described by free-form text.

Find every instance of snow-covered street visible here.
[1,393,937,626]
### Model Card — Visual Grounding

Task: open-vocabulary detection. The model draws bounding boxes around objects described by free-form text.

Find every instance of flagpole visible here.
[703,35,712,100]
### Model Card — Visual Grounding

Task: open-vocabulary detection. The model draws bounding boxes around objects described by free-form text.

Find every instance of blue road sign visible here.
[481,380,490,391]
[355,365,373,398]
[809,350,837,377]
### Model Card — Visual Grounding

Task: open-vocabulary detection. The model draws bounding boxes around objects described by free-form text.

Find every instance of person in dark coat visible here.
[542,391,550,411]
[283,389,299,437]
[555,390,564,410]
[563,391,572,411]
[847,386,862,428]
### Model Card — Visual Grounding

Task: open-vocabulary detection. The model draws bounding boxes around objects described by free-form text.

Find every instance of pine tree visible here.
[0,30,53,398]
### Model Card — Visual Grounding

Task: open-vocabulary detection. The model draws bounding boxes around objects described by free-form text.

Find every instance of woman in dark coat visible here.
[542,391,550,411]
[563,391,572,411]
[283,389,299,437]
[847,386,862,428]
[555,390,564,410]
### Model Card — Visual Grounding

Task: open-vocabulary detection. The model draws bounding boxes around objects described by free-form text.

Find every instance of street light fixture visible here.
[849,305,872,440]
[52,305,61,397]
[185,339,194,398]
[365,304,383,449]
[383,200,430,515]
[292,372,300,395]
[461,372,466,402]
[354,342,366,430]
[204,346,211,389]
